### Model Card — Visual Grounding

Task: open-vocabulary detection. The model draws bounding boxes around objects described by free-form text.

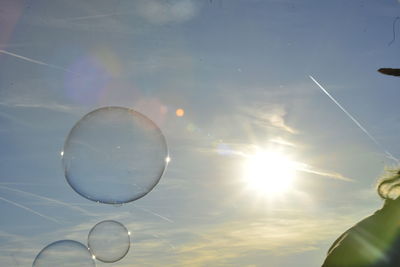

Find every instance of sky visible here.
[0,0,400,266]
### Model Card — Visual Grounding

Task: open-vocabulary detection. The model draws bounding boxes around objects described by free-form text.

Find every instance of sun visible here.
[242,149,297,196]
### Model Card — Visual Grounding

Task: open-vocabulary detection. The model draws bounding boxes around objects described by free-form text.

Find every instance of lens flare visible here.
[176,108,185,117]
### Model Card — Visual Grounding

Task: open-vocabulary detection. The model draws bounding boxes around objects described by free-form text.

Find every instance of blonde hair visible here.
[377,168,400,200]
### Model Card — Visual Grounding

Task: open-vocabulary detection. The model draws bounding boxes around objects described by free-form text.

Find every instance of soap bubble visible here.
[88,220,130,263]
[33,240,95,267]
[62,107,168,204]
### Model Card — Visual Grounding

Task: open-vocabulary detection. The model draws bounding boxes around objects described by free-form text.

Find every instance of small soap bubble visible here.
[33,240,95,267]
[88,220,130,263]
[62,106,168,204]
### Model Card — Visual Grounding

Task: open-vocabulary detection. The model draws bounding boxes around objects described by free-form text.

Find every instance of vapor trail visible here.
[63,12,125,21]
[296,163,354,182]
[133,204,174,223]
[0,185,95,216]
[151,233,176,250]
[309,75,399,163]
[0,196,61,224]
[0,49,77,74]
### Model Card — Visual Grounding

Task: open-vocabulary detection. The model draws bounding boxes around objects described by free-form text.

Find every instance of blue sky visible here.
[1,0,400,266]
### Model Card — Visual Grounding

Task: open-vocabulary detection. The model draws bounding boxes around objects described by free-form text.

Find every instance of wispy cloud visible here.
[296,163,354,182]
[0,101,82,132]
[0,196,61,225]
[104,211,359,267]
[0,49,77,74]
[269,137,298,148]
[171,214,357,266]
[241,105,297,135]
[132,204,174,223]
[0,185,96,217]
[0,101,81,114]
[134,0,200,25]
[23,13,135,35]
[20,0,201,36]
[61,12,126,22]
[0,202,363,267]
[200,140,352,182]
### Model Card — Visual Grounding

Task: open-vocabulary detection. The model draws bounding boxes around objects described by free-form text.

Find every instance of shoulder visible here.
[323,211,391,267]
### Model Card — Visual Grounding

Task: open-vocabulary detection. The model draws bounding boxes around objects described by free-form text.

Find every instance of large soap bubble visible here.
[62,107,168,204]
[33,240,95,267]
[88,220,130,263]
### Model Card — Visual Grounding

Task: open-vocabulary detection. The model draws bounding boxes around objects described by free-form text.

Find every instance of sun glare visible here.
[242,150,297,196]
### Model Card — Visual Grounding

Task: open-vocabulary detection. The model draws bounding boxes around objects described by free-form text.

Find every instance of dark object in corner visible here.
[322,198,400,266]
[378,68,400,77]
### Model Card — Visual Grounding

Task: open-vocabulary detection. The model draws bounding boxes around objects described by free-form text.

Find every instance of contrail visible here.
[133,204,174,223]
[296,163,354,182]
[0,185,95,216]
[0,196,61,224]
[0,49,77,75]
[309,75,399,163]
[151,233,176,250]
[63,12,125,21]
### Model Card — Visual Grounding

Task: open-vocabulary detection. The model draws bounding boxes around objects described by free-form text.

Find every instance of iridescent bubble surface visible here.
[62,106,168,204]
[32,240,95,267]
[88,220,130,263]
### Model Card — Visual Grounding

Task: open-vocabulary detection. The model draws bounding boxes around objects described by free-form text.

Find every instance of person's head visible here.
[377,168,400,200]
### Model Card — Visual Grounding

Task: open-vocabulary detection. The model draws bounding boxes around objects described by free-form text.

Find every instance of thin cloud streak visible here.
[269,137,298,148]
[62,12,125,21]
[309,75,399,164]
[0,49,78,75]
[135,0,199,25]
[296,163,354,182]
[0,185,96,216]
[215,145,352,182]
[240,105,297,134]
[133,204,174,223]
[0,196,61,224]
[6,102,81,113]
[146,214,358,266]
[0,102,83,119]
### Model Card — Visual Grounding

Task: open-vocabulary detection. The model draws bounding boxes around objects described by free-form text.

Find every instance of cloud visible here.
[0,196,62,225]
[170,213,358,266]
[0,210,147,265]
[0,185,96,217]
[0,49,76,74]
[0,101,81,114]
[268,137,298,148]
[14,1,133,34]
[0,76,85,119]
[31,15,135,35]
[296,163,354,182]
[0,198,365,267]
[40,0,199,28]
[104,211,358,267]
[22,0,201,33]
[241,105,297,135]
[134,0,200,25]
[132,204,174,223]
